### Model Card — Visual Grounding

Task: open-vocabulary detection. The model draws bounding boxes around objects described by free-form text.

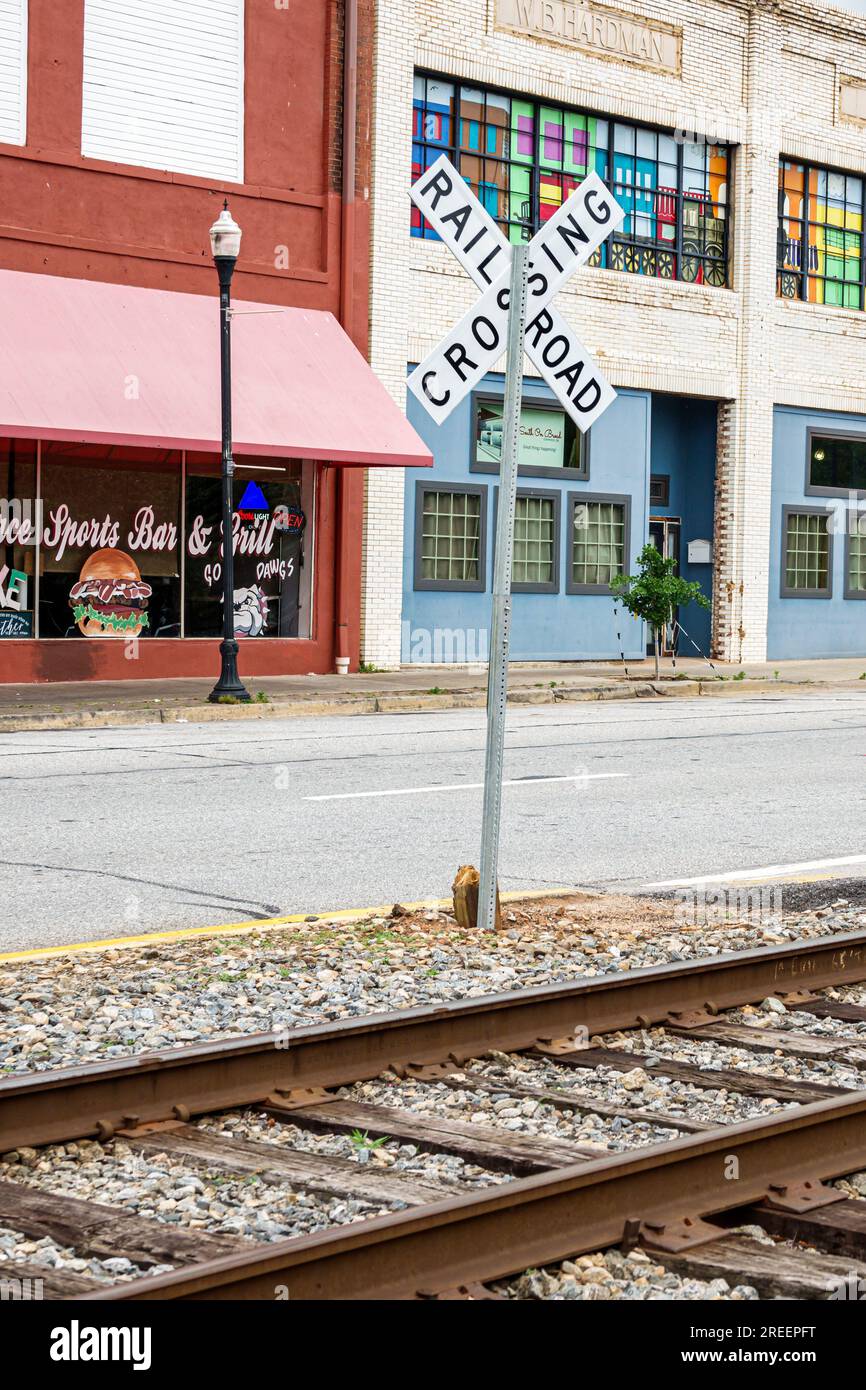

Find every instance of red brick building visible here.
[0,0,427,683]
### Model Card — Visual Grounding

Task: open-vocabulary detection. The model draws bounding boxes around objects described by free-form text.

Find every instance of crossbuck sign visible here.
[408,157,626,935]
[408,154,625,431]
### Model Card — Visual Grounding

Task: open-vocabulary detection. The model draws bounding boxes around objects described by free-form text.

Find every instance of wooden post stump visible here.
[452,865,502,931]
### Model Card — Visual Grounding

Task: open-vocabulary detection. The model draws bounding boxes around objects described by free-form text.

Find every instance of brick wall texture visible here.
[362,0,866,665]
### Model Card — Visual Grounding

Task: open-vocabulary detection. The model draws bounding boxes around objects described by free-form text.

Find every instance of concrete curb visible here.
[0,885,594,963]
[0,677,829,734]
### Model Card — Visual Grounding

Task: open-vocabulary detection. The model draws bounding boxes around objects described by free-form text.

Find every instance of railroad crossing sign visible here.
[408,153,625,431]
[407,157,626,936]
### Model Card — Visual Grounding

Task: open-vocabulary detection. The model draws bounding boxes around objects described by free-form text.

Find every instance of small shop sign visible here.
[0,610,33,638]
[478,402,566,469]
[236,480,270,529]
[274,504,306,534]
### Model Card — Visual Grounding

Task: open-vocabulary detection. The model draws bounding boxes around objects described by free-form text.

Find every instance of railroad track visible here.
[2,928,866,1301]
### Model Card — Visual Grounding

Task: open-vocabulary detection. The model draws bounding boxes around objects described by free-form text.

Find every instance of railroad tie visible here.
[266,1097,606,1175]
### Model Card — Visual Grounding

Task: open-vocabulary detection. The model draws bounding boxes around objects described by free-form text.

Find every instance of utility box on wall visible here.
[687,538,713,565]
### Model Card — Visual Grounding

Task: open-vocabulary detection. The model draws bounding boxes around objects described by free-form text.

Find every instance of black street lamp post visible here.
[208,202,250,703]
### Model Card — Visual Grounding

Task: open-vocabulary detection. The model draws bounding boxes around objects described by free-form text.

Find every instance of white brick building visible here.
[363,0,866,667]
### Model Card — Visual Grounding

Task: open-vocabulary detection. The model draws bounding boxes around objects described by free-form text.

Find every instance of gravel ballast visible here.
[461,1052,788,1126]
[2,894,865,1074]
[496,1246,760,1301]
[0,1136,386,1244]
[196,1109,508,1190]
[0,1223,173,1285]
[338,1073,681,1150]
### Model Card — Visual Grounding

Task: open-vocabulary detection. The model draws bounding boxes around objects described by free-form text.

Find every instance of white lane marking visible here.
[304,773,627,802]
[644,854,866,888]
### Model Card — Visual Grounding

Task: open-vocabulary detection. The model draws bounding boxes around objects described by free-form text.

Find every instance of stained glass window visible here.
[411,73,731,285]
[777,160,864,309]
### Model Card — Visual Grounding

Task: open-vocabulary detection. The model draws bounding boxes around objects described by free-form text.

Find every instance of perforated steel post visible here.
[477,245,530,933]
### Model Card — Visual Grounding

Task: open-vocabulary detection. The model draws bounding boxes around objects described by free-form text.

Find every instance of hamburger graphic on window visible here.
[69,549,152,638]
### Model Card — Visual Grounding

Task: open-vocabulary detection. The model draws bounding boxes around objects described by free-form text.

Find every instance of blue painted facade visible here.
[768,405,866,659]
[402,374,718,662]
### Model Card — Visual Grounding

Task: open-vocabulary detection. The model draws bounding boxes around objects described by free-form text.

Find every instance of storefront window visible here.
[184,456,311,639]
[847,525,866,596]
[39,445,181,639]
[414,483,487,591]
[421,489,481,581]
[412,72,731,286]
[474,398,585,477]
[513,493,558,590]
[782,509,832,596]
[568,494,629,593]
[808,433,866,493]
[3,444,315,640]
[0,438,37,639]
[778,161,865,309]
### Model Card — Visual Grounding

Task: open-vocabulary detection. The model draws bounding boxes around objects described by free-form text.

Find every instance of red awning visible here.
[0,268,431,467]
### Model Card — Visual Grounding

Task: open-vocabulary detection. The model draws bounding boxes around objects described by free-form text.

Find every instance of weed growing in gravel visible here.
[350,1130,387,1152]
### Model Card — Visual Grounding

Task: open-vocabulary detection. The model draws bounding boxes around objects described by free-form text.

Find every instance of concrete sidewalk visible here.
[0,655,863,733]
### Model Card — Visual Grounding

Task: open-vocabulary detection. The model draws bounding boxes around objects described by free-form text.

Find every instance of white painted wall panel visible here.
[0,0,27,147]
[82,0,244,181]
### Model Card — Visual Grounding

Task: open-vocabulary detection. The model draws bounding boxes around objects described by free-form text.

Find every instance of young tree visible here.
[610,543,710,680]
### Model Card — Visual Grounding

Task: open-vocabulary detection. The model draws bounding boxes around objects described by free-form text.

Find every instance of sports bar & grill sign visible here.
[495,0,682,76]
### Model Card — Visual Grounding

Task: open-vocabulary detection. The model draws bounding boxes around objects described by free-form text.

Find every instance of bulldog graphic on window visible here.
[232,585,270,637]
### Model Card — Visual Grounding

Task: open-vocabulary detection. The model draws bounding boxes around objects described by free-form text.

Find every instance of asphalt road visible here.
[1,691,865,951]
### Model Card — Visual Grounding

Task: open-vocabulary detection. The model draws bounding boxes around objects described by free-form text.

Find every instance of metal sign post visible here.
[407,159,625,926]
[477,245,529,934]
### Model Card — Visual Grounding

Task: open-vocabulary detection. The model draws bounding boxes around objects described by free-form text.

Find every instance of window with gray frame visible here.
[846,515,866,598]
[414,483,487,591]
[807,430,866,496]
[513,492,559,590]
[472,394,587,480]
[781,507,832,597]
[491,487,560,592]
[567,493,630,594]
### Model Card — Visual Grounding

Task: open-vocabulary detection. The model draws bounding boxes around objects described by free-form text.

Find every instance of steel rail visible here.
[87,1088,866,1300]
[2,928,865,1152]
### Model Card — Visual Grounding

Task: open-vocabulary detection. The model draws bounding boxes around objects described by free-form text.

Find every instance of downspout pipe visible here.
[335,0,359,675]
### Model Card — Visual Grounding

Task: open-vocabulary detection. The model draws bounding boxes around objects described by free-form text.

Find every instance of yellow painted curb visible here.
[0,886,584,965]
